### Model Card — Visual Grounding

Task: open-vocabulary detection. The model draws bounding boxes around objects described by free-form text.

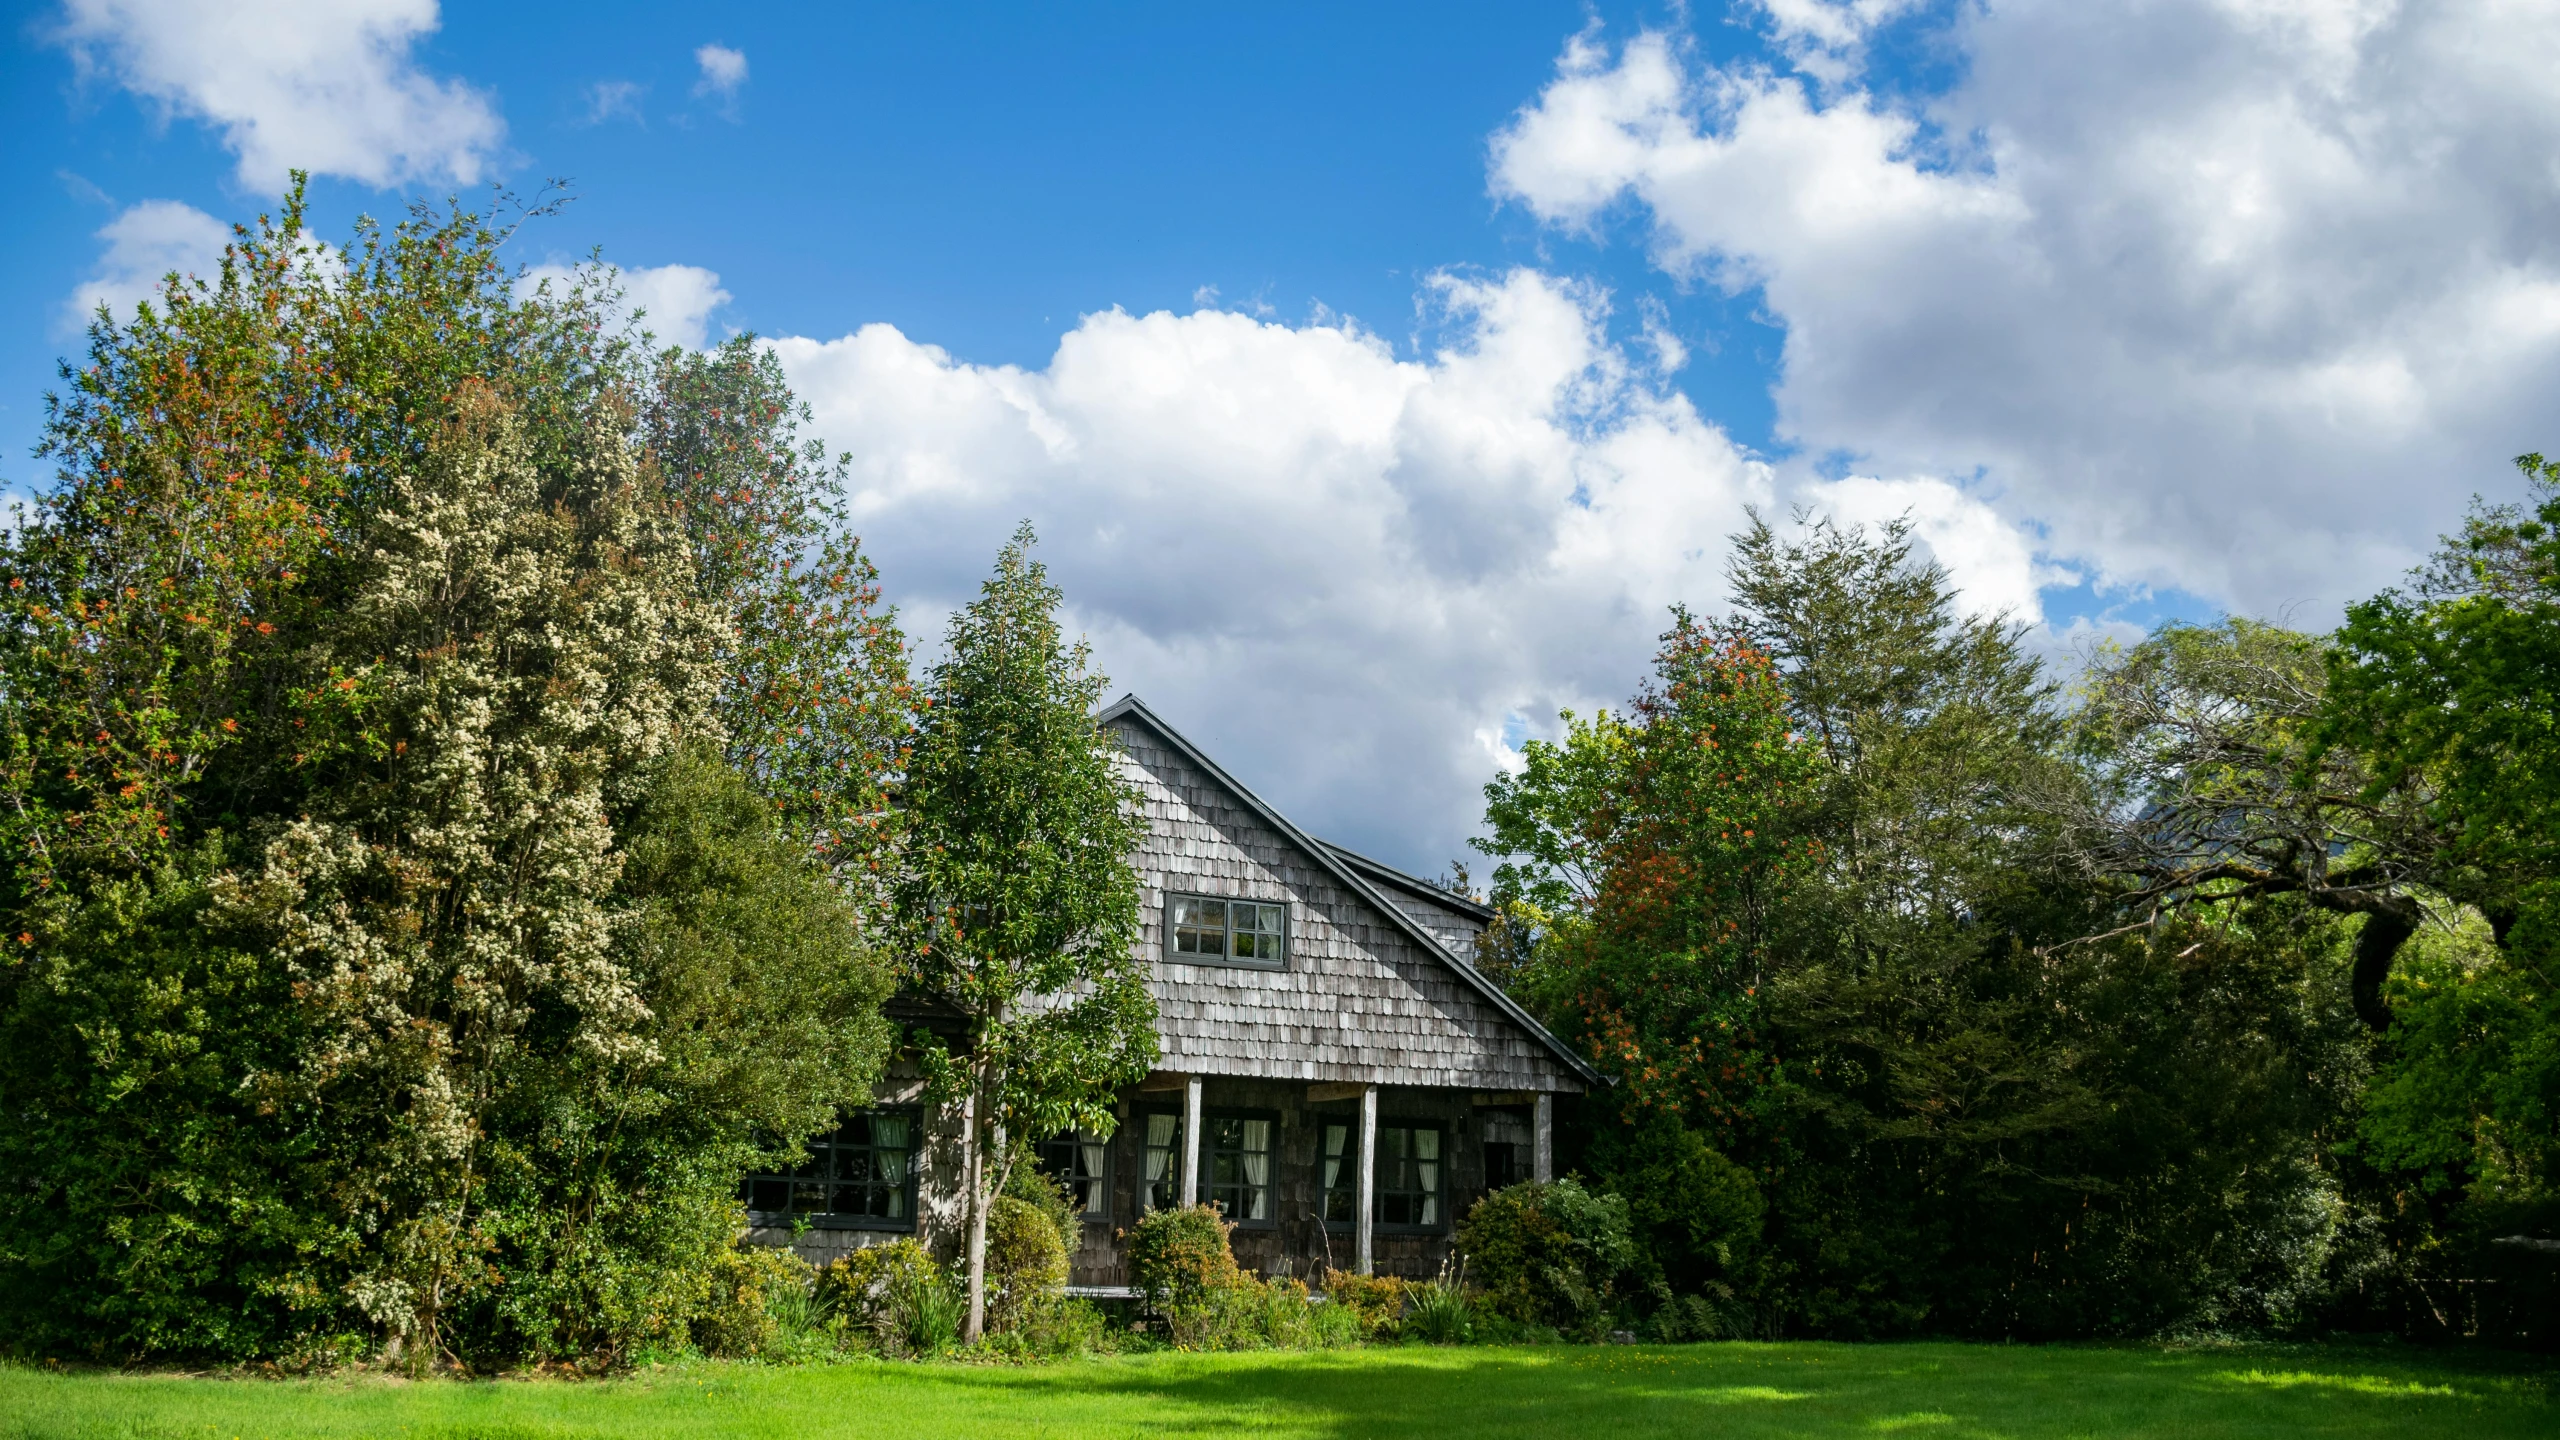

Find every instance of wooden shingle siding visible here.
[1112,718,1582,1095]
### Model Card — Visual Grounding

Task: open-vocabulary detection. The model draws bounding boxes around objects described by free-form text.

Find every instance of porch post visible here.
[1533,1091,1554,1183]
[1180,1074,1203,1208]
[1356,1083,1378,1275]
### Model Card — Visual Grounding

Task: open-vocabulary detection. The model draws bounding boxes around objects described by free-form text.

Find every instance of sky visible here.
[7,0,2558,876]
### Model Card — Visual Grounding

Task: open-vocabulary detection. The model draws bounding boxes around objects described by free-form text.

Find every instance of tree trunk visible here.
[962,1056,991,1343]
[2351,902,2420,1033]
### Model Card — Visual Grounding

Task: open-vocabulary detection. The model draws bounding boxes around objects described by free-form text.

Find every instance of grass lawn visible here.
[2,1342,2551,1440]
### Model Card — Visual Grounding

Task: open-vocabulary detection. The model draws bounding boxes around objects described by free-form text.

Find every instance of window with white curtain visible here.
[1378,1125,1443,1228]
[1137,1110,1183,1214]
[1205,1113,1274,1226]
[1318,1119,1447,1232]
[1036,1127,1111,1220]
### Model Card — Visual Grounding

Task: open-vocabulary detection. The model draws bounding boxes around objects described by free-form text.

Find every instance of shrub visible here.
[978,1293,1116,1358]
[1126,1205,1241,1314]
[1404,1261,1475,1344]
[1458,1179,1636,1337]
[1003,1161,1082,1261]
[986,1195,1070,1332]
[691,1243,813,1360]
[814,1239,957,1357]
[1317,1268,1409,1339]
[1158,1276,1361,1351]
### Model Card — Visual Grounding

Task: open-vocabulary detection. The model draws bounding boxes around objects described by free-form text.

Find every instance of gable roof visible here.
[1098,693,1601,1088]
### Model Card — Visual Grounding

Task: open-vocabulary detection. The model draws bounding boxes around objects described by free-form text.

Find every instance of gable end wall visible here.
[1112,718,1580,1093]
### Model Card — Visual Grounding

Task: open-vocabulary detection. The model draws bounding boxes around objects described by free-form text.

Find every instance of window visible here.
[1166,892,1288,969]
[1036,1127,1110,1220]
[1378,1125,1444,1228]
[1205,1114,1274,1226]
[1137,1110,1184,1213]
[1482,1110,1529,1190]
[1318,1120,1447,1231]
[739,1109,918,1229]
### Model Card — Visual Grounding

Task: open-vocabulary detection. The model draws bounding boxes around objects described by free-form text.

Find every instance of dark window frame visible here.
[1162,890,1290,972]
[1203,1109,1281,1231]
[1035,1125,1114,1225]
[739,1106,922,1232]
[1315,1115,1451,1236]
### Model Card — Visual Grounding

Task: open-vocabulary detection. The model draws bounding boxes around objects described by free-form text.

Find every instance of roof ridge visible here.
[1098,692,1600,1087]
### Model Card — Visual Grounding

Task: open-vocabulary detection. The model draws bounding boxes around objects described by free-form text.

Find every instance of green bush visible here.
[1002,1161,1083,1262]
[1158,1276,1362,1351]
[986,1195,1070,1332]
[814,1239,957,1357]
[1127,1205,1241,1314]
[1318,1268,1409,1339]
[1458,1179,1636,1337]
[691,1243,814,1360]
[976,1293,1116,1358]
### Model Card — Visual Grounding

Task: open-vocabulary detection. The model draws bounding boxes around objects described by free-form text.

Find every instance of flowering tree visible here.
[0,183,901,1365]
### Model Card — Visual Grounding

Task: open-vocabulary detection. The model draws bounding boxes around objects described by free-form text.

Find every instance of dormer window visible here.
[1165,892,1288,971]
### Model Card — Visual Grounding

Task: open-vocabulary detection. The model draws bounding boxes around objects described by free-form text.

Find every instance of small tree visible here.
[897,524,1155,1341]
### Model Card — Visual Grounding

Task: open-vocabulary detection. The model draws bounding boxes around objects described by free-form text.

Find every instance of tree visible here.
[0,184,900,1365]
[2063,619,2441,1030]
[2314,453,2560,1330]
[895,524,1156,1342]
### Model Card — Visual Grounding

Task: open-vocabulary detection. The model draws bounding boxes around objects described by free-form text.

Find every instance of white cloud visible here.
[582,79,644,126]
[62,199,229,334]
[694,43,747,103]
[521,262,731,351]
[55,0,503,192]
[769,272,1774,866]
[1492,7,2560,625]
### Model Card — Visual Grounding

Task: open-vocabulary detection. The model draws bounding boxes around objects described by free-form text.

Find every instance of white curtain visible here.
[1416,1129,1440,1225]
[1242,1119,1271,1220]
[1078,1132,1108,1215]
[1322,1123,1346,1220]
[876,1114,911,1217]
[1143,1112,1176,1210]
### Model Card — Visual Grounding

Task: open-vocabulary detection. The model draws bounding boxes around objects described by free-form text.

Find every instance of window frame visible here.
[1316,1115,1451,1236]
[739,1106,923,1232]
[1202,1108,1281,1231]
[1161,890,1291,972]
[1035,1125,1114,1226]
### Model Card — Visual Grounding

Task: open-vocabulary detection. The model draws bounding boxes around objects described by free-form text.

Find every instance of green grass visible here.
[3,1343,2551,1440]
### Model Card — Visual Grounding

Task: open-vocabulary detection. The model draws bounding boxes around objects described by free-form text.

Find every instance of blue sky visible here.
[9,3,1788,476]
[9,1,2557,871]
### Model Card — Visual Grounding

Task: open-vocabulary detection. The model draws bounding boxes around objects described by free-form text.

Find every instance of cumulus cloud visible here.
[55,0,504,192]
[769,271,1773,865]
[62,198,229,334]
[1491,6,2560,625]
[521,262,732,351]
[694,43,747,108]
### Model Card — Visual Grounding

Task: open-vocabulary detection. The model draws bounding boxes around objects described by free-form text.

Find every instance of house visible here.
[742,694,1598,1284]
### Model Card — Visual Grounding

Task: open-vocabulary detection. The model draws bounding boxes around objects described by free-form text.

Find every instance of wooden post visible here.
[1356,1083,1378,1275]
[1533,1092,1553,1183]
[1180,1074,1203,1208]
